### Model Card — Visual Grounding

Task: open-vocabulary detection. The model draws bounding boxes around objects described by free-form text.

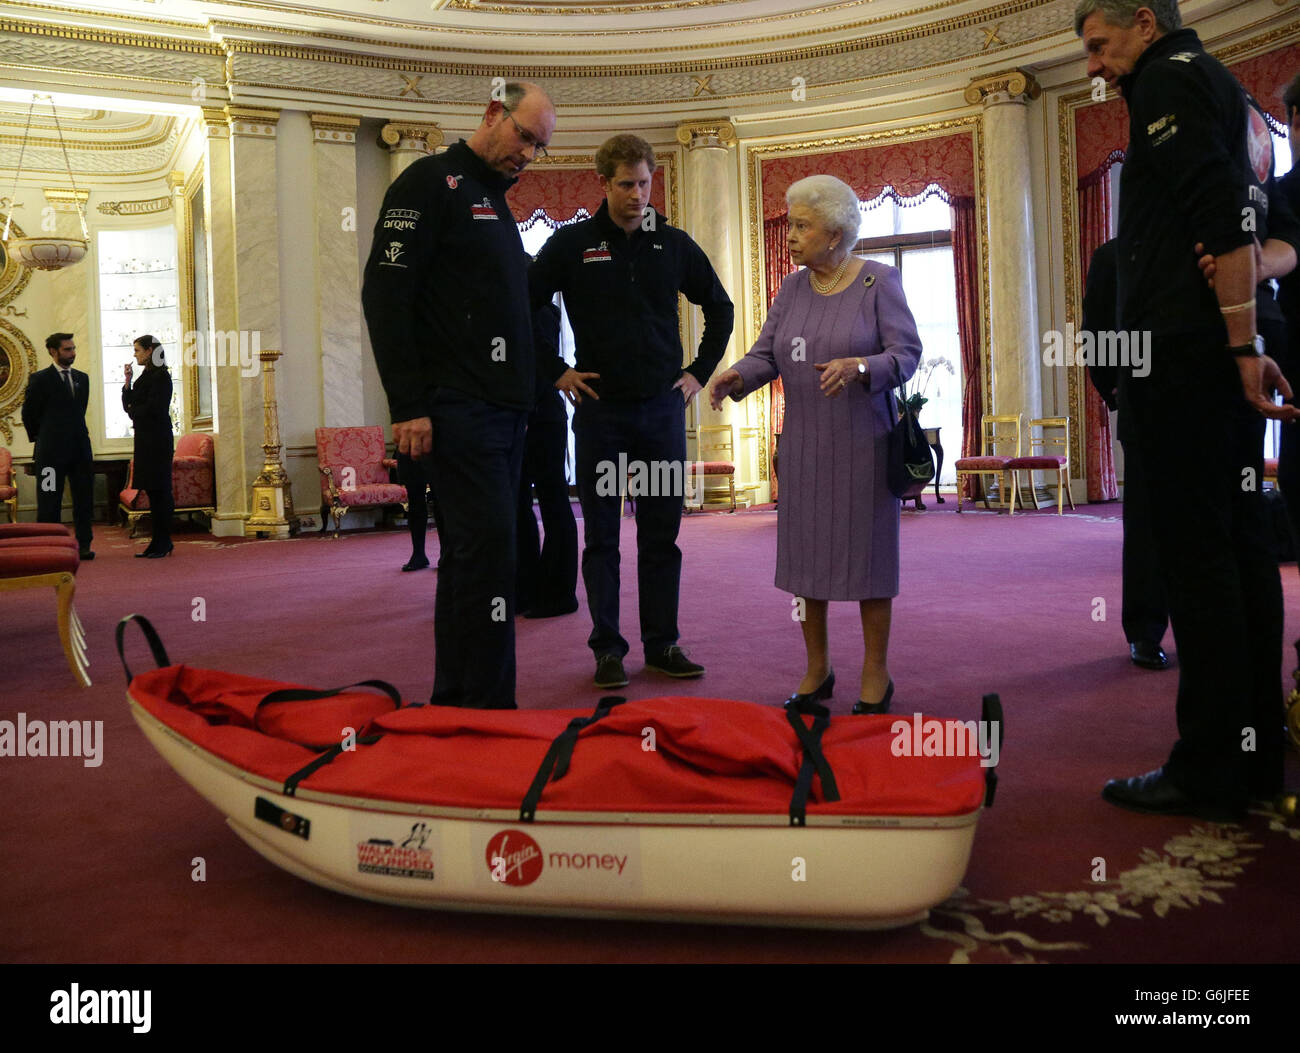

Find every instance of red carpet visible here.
[2,502,1297,963]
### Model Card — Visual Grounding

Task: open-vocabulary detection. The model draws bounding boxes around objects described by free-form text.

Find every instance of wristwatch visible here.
[1228,335,1265,357]
[856,358,868,383]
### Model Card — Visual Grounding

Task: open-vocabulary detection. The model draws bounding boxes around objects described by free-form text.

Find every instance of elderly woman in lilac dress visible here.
[710,175,922,713]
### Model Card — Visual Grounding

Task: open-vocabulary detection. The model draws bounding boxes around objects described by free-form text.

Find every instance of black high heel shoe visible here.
[139,543,173,559]
[784,669,834,710]
[852,679,894,715]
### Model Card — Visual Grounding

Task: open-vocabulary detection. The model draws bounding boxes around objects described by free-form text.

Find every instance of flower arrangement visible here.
[897,355,956,416]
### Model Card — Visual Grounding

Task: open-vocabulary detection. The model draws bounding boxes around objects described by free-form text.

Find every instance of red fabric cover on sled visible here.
[128,666,988,819]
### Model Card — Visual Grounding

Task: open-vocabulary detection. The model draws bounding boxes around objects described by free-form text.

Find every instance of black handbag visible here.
[888,397,935,500]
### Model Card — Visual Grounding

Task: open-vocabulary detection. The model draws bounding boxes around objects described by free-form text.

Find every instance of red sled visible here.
[120,616,1001,930]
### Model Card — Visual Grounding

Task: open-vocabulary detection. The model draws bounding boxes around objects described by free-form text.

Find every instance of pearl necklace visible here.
[809,255,850,295]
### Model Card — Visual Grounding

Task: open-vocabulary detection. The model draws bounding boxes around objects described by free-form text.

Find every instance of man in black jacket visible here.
[1075,0,1299,820]
[22,332,95,558]
[361,81,555,709]
[530,134,734,689]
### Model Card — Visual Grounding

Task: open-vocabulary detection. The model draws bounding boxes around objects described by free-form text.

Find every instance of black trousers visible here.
[35,459,93,549]
[1119,439,1168,647]
[146,487,173,550]
[397,453,444,559]
[574,390,686,660]
[516,418,578,613]
[425,391,526,710]
[1118,335,1284,804]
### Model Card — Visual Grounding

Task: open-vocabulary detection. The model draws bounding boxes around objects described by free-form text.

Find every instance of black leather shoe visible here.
[78,549,94,560]
[645,646,704,678]
[401,555,430,572]
[784,670,834,710]
[594,654,629,689]
[1101,767,1244,823]
[142,544,173,559]
[852,679,894,715]
[1129,641,1169,670]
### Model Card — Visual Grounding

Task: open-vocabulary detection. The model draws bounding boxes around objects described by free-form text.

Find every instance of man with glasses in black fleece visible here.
[363,81,556,710]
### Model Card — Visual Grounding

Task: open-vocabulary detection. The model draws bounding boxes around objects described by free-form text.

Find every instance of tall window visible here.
[854,186,961,485]
[520,213,589,484]
[98,225,184,441]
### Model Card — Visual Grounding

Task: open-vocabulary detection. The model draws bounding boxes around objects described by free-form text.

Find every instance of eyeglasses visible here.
[502,108,548,159]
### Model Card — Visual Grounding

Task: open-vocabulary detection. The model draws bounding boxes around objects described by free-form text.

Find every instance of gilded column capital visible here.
[964,70,1041,107]
[379,122,443,154]
[310,113,361,145]
[225,106,280,138]
[201,107,230,138]
[676,120,736,150]
[167,170,186,194]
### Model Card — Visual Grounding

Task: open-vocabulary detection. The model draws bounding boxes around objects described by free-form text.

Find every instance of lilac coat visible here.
[732,262,922,599]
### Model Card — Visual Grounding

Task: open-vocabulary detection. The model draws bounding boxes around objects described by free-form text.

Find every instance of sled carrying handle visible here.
[982,693,1003,807]
[519,696,625,822]
[786,700,840,826]
[115,614,172,684]
[255,680,403,713]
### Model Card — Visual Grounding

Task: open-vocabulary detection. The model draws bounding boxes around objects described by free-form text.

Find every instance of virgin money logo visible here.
[486,829,543,886]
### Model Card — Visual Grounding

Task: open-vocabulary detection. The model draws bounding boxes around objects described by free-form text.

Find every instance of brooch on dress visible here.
[863,274,876,288]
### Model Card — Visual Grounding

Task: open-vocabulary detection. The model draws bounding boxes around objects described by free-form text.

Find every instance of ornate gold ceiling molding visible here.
[446,0,750,13]
[3,0,1060,60]
[0,16,222,54]
[0,122,175,152]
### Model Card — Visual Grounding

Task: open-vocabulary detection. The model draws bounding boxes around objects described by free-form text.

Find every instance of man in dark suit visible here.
[22,332,95,558]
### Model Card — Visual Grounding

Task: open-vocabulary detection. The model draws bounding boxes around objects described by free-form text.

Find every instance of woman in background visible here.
[710,175,922,713]
[123,334,174,558]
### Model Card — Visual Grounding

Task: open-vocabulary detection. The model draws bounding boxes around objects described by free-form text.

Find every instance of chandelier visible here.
[1,94,89,271]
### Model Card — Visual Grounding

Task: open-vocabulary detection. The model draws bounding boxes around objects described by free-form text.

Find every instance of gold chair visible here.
[0,446,16,523]
[954,414,1021,513]
[1007,417,1075,515]
[685,424,737,513]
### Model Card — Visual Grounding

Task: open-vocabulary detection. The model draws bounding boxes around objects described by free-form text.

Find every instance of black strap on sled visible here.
[255,680,402,714]
[115,614,172,683]
[785,698,840,826]
[519,696,626,822]
[981,693,1003,807]
[282,733,384,797]
[268,681,404,794]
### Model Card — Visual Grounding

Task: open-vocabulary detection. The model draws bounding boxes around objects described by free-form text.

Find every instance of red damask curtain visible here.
[759,133,981,495]
[507,167,667,226]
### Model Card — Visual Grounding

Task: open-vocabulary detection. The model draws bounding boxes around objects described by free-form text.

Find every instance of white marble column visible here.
[311,114,364,427]
[379,122,443,181]
[206,105,283,536]
[675,120,749,493]
[965,71,1043,425]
